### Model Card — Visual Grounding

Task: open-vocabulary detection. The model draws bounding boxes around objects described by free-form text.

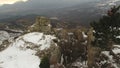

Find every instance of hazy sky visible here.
[0,0,27,5]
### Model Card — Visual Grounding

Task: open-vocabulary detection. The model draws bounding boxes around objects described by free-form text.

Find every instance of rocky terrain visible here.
[0,16,120,68]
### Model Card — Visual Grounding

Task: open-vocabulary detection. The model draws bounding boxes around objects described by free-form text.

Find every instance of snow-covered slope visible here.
[0,32,56,68]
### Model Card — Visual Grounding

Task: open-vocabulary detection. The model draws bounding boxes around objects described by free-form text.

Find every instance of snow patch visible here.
[0,46,40,68]
[82,32,87,38]
[112,45,120,54]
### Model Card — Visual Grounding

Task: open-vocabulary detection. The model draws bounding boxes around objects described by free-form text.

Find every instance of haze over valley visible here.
[0,0,120,28]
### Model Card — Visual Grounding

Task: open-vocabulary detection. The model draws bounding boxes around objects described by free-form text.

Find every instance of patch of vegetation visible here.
[91,6,120,49]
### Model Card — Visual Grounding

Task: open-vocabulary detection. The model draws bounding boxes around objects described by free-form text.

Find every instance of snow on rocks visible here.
[71,57,88,68]
[13,32,56,50]
[82,32,87,38]
[0,32,57,68]
[101,45,120,68]
[0,31,10,45]
[112,45,120,54]
[101,51,119,68]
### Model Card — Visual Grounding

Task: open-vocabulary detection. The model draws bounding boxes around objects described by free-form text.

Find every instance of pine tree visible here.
[90,6,120,49]
[39,56,50,68]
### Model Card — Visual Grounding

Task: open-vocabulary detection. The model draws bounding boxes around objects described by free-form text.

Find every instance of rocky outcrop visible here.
[0,32,61,68]
[0,31,10,45]
[28,16,52,34]
[0,31,10,51]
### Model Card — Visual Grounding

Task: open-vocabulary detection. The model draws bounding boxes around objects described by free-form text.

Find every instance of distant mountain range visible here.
[0,0,120,28]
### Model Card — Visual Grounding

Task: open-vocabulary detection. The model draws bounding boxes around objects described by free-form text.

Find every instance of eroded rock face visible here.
[28,16,52,34]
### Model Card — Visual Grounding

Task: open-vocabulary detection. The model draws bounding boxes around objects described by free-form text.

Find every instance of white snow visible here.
[48,24,52,27]
[112,49,120,54]
[102,50,119,68]
[102,51,113,61]
[0,32,56,68]
[112,45,120,54]
[15,32,56,50]
[23,33,44,44]
[116,36,120,38]
[82,32,87,38]
[101,45,120,68]
[0,47,40,68]
[114,45,120,48]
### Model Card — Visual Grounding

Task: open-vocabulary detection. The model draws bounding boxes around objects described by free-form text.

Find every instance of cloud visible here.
[0,0,28,5]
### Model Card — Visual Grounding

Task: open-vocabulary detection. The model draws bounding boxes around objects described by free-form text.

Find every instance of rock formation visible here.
[28,16,52,34]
